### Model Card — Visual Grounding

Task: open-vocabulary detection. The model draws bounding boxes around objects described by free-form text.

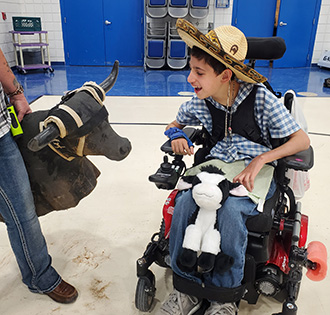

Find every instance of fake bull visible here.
[1,61,131,220]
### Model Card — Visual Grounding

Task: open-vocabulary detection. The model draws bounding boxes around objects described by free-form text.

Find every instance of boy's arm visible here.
[233,129,310,192]
[165,120,194,156]
[166,120,184,130]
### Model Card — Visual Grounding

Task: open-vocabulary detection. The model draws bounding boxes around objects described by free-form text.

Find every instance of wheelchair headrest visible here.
[246,37,286,61]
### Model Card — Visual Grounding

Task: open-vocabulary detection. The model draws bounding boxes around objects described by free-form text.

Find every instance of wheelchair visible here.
[135,37,328,315]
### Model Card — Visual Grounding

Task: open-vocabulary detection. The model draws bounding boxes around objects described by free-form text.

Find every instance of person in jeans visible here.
[0,48,78,303]
[158,19,310,315]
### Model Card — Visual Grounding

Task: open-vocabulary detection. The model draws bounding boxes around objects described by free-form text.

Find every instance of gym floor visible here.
[0,64,329,315]
[13,64,330,103]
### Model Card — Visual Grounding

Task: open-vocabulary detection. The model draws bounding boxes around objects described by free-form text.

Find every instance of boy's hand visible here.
[233,155,265,192]
[165,125,194,156]
[171,138,194,156]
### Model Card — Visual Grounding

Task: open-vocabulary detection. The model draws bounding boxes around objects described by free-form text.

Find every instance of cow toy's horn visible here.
[99,60,119,93]
[27,123,60,152]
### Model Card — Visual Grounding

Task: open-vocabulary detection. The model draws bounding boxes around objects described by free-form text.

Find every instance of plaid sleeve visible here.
[0,83,11,138]
[262,89,300,139]
[176,97,204,126]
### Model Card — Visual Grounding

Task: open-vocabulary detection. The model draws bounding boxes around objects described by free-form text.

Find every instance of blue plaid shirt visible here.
[0,83,11,138]
[176,82,300,163]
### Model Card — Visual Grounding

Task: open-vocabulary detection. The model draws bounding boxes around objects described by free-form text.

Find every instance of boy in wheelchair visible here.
[157,19,310,315]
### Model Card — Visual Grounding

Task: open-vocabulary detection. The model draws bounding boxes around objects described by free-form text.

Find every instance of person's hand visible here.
[171,138,194,156]
[233,156,265,192]
[10,94,32,122]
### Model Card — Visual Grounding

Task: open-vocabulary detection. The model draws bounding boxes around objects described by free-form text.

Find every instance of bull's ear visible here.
[177,175,194,190]
[229,183,249,197]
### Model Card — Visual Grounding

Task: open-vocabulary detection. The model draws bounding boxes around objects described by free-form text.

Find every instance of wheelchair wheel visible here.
[306,241,328,281]
[135,270,156,312]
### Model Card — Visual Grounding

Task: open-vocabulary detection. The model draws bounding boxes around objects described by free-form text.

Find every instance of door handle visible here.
[279,21,287,27]
[105,20,112,25]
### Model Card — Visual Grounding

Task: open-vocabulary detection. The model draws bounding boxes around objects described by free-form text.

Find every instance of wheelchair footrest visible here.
[173,273,246,303]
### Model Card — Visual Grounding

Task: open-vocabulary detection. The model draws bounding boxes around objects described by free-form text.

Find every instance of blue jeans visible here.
[0,132,61,293]
[170,179,276,289]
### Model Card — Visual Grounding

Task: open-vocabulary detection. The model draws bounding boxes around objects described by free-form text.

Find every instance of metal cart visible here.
[10,17,53,74]
[10,30,54,74]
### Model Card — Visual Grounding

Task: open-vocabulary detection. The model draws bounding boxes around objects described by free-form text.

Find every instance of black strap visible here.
[67,105,109,139]
[48,104,109,139]
[264,81,282,98]
[203,85,268,148]
[48,105,78,135]
[173,273,246,303]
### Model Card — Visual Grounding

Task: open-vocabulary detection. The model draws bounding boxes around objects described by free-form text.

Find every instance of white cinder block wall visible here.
[314,0,330,63]
[0,0,329,67]
[0,0,64,66]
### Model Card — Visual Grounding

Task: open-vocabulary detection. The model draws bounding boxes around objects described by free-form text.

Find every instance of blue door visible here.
[60,0,144,66]
[232,0,277,37]
[273,0,321,68]
[60,0,105,65]
[232,0,277,67]
[232,0,321,68]
[103,1,144,66]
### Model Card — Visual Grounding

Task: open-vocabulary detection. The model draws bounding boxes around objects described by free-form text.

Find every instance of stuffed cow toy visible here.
[177,165,248,273]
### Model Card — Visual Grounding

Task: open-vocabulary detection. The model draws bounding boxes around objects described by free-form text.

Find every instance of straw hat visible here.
[176,19,267,83]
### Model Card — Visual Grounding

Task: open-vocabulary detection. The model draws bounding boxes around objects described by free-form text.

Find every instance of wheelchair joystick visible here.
[149,155,185,190]
[160,156,172,173]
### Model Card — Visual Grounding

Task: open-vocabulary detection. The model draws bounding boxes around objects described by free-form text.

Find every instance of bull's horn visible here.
[27,123,60,152]
[99,60,119,93]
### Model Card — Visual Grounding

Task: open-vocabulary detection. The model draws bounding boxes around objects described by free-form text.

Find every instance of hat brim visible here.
[176,19,267,84]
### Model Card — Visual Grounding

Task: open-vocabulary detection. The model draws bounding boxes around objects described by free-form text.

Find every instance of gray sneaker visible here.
[157,289,202,315]
[204,301,238,315]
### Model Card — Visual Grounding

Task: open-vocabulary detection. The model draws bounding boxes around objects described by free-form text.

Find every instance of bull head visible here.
[28,61,131,161]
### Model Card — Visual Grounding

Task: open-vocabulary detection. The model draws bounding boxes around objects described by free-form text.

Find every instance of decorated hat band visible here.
[176,19,267,84]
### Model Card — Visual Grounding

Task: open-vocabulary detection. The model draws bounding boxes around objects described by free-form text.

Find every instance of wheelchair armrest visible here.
[160,140,173,154]
[161,127,198,154]
[281,146,314,171]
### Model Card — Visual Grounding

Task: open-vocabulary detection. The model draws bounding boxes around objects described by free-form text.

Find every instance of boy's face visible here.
[187,55,224,102]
